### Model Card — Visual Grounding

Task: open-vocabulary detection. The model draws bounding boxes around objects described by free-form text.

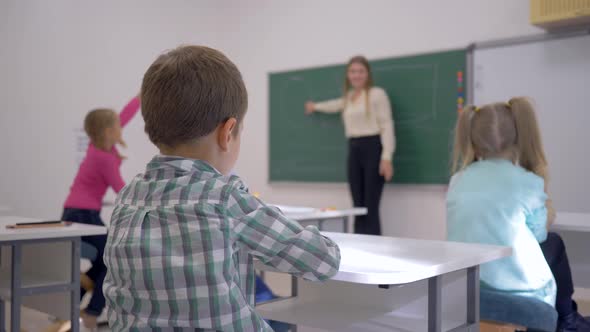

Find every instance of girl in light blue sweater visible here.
[447,97,589,331]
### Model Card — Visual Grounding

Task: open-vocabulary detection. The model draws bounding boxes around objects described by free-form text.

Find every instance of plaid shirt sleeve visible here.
[226,178,341,281]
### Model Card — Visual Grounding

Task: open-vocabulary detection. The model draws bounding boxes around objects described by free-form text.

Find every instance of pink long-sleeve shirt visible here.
[64,97,140,211]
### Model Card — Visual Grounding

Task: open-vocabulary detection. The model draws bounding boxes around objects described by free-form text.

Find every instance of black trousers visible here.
[540,232,576,319]
[62,208,108,317]
[347,135,385,235]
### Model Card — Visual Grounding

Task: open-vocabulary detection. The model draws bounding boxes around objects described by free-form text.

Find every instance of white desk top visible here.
[275,205,367,222]
[552,212,590,232]
[256,232,511,285]
[0,216,107,242]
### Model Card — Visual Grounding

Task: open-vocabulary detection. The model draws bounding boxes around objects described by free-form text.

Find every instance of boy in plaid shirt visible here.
[103,45,341,331]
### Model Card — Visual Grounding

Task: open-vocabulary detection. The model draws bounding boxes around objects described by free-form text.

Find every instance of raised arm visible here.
[119,96,140,128]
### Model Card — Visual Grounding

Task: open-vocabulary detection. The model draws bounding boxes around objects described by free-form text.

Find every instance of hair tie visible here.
[473,106,480,113]
[506,101,512,108]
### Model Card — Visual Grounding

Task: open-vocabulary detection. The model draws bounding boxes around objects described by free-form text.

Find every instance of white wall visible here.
[0,0,228,218]
[0,0,542,239]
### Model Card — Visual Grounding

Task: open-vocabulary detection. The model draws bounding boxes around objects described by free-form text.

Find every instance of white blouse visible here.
[314,86,396,161]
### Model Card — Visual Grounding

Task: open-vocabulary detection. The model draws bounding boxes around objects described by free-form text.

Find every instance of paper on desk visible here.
[270,205,317,215]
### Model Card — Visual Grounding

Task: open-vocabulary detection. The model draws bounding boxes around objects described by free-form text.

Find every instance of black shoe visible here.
[558,312,590,332]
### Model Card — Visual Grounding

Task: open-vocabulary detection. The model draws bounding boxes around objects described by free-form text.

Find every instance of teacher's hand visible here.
[304,101,315,115]
[379,160,393,181]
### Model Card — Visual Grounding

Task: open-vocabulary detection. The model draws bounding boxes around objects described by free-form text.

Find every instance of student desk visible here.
[0,216,106,332]
[275,205,367,233]
[552,212,590,233]
[256,232,511,332]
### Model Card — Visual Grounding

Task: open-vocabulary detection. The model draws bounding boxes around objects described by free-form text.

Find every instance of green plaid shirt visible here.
[103,155,341,331]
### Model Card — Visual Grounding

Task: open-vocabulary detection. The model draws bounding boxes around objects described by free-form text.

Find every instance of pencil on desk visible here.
[6,221,72,229]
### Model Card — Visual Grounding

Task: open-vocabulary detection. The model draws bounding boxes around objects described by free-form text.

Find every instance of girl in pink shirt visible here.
[62,96,139,329]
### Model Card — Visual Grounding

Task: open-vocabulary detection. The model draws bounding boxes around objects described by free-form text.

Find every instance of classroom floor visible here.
[580,299,590,316]
[14,275,590,332]
[15,302,590,332]
[14,307,110,332]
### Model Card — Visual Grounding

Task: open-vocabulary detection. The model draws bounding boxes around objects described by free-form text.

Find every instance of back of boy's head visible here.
[140,45,247,148]
[84,108,117,143]
[452,97,547,178]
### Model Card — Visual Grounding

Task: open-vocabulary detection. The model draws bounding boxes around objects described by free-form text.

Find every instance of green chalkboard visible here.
[269,49,466,184]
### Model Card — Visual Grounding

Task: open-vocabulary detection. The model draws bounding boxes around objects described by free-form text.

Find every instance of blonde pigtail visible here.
[452,105,477,173]
[509,97,549,182]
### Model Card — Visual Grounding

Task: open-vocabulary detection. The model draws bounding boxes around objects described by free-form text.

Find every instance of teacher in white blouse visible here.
[305,55,395,235]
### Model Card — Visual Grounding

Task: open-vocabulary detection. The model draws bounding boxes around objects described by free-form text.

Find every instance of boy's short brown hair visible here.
[84,108,117,143]
[141,45,247,147]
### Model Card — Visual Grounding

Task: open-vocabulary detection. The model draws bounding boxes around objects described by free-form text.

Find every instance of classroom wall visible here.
[0,0,541,239]
[0,0,229,218]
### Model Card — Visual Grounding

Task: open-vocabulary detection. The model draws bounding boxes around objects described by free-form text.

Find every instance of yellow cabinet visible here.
[531,0,590,29]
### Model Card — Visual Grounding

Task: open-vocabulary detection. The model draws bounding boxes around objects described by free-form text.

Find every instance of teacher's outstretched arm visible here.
[305,98,345,115]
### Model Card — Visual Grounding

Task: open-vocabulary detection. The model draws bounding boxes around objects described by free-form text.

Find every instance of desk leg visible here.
[11,244,22,332]
[290,276,298,297]
[428,275,442,332]
[0,299,5,332]
[467,266,480,329]
[70,238,81,332]
[290,276,298,332]
[318,219,325,231]
[346,215,353,233]
[446,267,481,332]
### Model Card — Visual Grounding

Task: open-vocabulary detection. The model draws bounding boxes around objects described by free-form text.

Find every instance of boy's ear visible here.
[217,118,238,152]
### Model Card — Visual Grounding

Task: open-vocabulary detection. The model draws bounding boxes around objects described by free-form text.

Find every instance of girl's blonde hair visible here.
[84,108,117,144]
[343,55,374,114]
[452,97,548,182]
[510,97,548,181]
